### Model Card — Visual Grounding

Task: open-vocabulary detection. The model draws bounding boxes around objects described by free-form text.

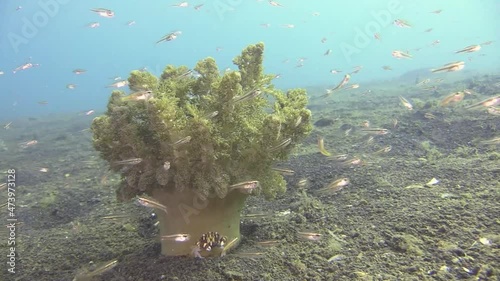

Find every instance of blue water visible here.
[1,0,499,119]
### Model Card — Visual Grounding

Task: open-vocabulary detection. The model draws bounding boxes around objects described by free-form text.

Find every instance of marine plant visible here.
[91,42,312,257]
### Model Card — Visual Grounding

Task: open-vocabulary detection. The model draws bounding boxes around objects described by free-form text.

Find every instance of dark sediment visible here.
[1,75,499,281]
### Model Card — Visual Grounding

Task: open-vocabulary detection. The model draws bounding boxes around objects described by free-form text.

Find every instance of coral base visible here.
[152,188,246,257]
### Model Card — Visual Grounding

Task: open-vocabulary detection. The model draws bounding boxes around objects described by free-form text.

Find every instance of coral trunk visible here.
[152,188,247,257]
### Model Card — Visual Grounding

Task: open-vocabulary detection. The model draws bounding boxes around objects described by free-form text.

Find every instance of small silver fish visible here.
[177,70,193,78]
[136,197,168,213]
[323,74,350,96]
[271,167,295,176]
[269,138,292,152]
[297,231,322,241]
[360,128,390,135]
[156,31,182,44]
[229,181,260,194]
[122,91,153,102]
[113,158,143,165]
[72,69,86,74]
[232,89,262,104]
[107,80,129,88]
[161,233,190,242]
[90,8,114,18]
[13,62,40,74]
[173,136,191,146]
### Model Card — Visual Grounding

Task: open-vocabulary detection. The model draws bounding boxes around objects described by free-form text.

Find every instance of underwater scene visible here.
[0,0,499,280]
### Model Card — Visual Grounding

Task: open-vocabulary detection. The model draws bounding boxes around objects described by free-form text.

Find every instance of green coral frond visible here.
[232,42,264,90]
[91,42,312,200]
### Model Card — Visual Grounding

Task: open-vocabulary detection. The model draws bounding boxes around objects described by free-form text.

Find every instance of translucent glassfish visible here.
[399,96,413,110]
[431,61,465,73]
[229,180,260,194]
[161,234,190,242]
[156,31,182,44]
[232,89,262,104]
[317,178,350,194]
[113,158,142,165]
[455,45,481,54]
[136,197,168,214]
[440,92,464,106]
[466,95,500,109]
[90,8,114,18]
[269,138,292,152]
[298,231,322,241]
